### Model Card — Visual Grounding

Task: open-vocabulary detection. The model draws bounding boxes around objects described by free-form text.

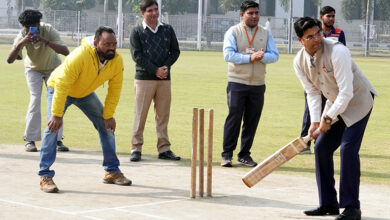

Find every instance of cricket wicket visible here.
[191,108,213,198]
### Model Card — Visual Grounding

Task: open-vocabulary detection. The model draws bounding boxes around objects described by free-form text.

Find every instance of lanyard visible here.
[241,22,258,46]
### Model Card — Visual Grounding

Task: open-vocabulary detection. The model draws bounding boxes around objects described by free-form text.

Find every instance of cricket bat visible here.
[242,135,311,188]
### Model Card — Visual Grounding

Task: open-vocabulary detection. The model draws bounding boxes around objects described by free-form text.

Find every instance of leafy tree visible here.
[374,0,390,20]
[279,0,322,12]
[32,0,40,8]
[342,0,362,20]
[11,0,40,13]
[220,0,242,13]
[123,0,191,14]
[342,0,390,20]
[162,0,192,14]
[220,0,323,13]
[42,0,96,11]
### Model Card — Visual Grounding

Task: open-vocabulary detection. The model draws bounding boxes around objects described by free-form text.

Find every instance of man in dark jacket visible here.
[129,0,180,162]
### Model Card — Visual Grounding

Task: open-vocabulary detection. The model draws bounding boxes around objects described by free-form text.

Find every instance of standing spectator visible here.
[129,0,181,162]
[293,17,376,220]
[38,26,131,193]
[300,6,346,154]
[221,1,279,167]
[320,6,346,45]
[7,10,70,152]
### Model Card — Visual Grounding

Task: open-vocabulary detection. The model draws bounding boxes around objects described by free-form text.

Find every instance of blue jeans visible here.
[38,87,121,177]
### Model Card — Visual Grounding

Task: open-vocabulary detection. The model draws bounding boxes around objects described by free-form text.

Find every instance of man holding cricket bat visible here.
[293,17,377,220]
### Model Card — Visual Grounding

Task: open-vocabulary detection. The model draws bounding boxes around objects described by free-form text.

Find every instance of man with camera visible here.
[7,9,70,152]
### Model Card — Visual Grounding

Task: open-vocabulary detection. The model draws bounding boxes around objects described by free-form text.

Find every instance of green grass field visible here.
[0,44,389,186]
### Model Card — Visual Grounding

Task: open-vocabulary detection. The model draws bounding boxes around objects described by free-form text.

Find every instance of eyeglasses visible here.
[303,30,323,41]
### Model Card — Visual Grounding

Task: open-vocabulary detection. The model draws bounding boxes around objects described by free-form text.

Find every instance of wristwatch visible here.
[323,115,332,124]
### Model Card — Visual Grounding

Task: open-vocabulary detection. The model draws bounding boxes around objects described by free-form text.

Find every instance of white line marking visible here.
[116,209,173,220]
[0,198,75,215]
[0,197,187,218]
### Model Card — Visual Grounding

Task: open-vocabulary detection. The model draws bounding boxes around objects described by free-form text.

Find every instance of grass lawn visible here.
[0,44,389,186]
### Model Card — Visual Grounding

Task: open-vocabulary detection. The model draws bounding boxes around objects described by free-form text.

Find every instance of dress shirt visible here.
[223,24,279,64]
[294,44,354,122]
[142,20,163,34]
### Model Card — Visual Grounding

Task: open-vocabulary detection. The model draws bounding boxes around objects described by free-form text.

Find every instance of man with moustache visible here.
[320,6,346,45]
[293,17,376,220]
[129,0,180,162]
[221,0,279,167]
[300,5,346,154]
[38,26,131,193]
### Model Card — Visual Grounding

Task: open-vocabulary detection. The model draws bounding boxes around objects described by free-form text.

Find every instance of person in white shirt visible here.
[293,17,377,220]
[265,18,271,33]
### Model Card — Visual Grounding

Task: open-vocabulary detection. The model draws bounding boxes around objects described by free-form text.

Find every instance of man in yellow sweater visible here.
[38,26,131,193]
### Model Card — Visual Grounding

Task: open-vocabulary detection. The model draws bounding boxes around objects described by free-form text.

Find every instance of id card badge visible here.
[245,47,255,54]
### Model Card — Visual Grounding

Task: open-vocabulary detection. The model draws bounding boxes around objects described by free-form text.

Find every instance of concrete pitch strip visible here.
[0,144,389,220]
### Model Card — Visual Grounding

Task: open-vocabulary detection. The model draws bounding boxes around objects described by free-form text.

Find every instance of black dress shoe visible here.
[335,207,361,220]
[130,151,142,162]
[304,204,340,216]
[158,150,181,160]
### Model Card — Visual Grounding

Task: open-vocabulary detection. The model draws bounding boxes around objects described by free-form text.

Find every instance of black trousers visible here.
[315,110,371,208]
[222,82,265,159]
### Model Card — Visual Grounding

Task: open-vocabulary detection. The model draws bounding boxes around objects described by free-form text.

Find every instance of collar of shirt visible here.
[99,60,108,70]
[303,46,323,68]
[241,22,258,32]
[142,20,163,34]
[323,26,336,37]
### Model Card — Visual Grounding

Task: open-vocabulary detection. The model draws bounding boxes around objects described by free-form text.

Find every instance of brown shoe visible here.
[103,172,132,186]
[40,177,59,193]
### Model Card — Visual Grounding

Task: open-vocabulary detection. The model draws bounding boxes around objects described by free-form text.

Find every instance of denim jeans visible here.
[38,87,121,177]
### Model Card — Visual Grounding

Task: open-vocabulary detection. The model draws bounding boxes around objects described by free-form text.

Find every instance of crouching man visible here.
[38,26,131,193]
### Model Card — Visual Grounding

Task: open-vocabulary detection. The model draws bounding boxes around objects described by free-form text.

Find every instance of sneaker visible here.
[158,150,181,160]
[103,172,132,186]
[237,156,258,167]
[130,151,142,162]
[299,148,312,154]
[40,177,59,193]
[25,141,38,152]
[57,141,69,152]
[221,157,233,167]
